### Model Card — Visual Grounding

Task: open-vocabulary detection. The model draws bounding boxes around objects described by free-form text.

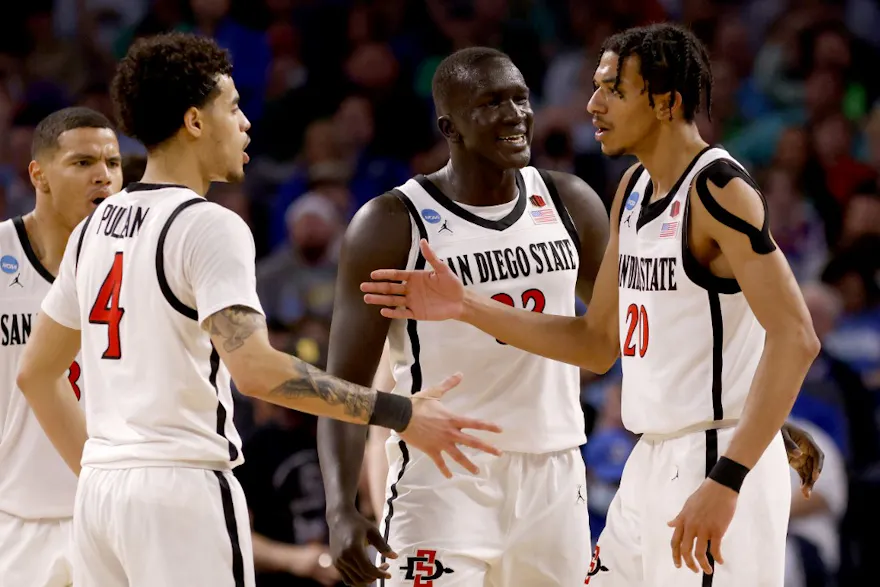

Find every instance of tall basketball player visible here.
[0,107,121,587]
[362,25,822,587]
[14,33,500,587]
[317,47,610,587]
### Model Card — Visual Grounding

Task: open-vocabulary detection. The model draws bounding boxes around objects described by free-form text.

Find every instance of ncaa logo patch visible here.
[421,209,442,224]
[0,255,19,274]
[624,191,639,211]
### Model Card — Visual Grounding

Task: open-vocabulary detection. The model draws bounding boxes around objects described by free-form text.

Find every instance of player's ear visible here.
[182,107,203,138]
[28,160,48,192]
[654,91,682,121]
[438,116,461,143]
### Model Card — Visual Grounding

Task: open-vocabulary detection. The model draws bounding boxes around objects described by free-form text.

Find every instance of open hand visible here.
[401,373,503,478]
[667,479,737,574]
[782,421,824,498]
[362,239,465,321]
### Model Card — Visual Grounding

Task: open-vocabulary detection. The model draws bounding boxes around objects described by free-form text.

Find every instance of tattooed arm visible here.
[204,305,409,427]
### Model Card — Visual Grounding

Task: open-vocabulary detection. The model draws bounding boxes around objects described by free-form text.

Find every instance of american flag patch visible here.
[659,221,679,238]
[530,209,557,225]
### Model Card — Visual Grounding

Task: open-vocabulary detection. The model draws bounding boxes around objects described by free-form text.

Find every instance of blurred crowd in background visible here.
[2,0,879,585]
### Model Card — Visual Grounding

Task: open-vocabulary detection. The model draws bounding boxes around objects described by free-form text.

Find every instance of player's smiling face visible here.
[38,127,122,229]
[588,52,660,158]
[453,58,534,169]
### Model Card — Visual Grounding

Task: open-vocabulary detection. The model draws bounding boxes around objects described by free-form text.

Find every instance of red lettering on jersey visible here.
[623,303,649,357]
[490,288,547,345]
[67,360,82,400]
[89,251,125,360]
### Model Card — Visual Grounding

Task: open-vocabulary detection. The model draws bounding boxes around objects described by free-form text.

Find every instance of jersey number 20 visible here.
[623,303,649,357]
[89,251,125,360]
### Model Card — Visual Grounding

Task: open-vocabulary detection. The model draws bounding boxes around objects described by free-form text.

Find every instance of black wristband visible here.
[368,392,413,432]
[708,457,750,493]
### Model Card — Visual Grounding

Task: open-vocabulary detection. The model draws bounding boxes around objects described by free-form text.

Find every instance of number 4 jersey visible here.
[388,167,585,453]
[41,183,265,471]
[617,147,765,436]
[0,217,82,519]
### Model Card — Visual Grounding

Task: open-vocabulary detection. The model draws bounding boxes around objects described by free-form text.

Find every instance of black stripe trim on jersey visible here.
[708,292,724,421]
[212,471,246,587]
[702,428,719,585]
[156,197,208,320]
[75,211,98,273]
[379,440,410,587]
[126,182,190,192]
[681,194,741,294]
[210,344,239,462]
[413,170,527,231]
[637,145,713,232]
[12,216,55,284]
[618,165,644,227]
[393,190,426,393]
[537,169,581,257]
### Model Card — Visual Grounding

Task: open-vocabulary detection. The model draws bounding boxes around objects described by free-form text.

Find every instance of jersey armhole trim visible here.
[12,216,55,284]
[618,165,644,227]
[156,198,210,321]
[681,193,742,294]
[537,169,581,257]
[75,211,97,274]
[391,189,425,394]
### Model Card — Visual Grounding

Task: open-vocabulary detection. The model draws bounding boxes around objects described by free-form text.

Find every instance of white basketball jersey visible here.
[617,147,765,435]
[389,167,585,453]
[41,183,264,471]
[0,217,82,519]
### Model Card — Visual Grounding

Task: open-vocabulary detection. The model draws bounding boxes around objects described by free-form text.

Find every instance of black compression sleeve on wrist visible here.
[708,456,750,493]
[368,392,413,432]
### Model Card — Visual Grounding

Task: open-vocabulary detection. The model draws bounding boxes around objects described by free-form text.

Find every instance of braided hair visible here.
[600,23,713,122]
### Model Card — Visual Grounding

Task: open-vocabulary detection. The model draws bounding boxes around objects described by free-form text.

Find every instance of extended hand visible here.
[667,479,737,574]
[781,421,824,498]
[327,509,395,586]
[400,373,503,478]
[362,239,465,321]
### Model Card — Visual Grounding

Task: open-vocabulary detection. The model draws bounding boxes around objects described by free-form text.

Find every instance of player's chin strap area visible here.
[639,418,739,444]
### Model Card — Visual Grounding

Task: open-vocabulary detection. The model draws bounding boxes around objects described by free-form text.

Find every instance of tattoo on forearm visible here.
[269,358,377,421]
[204,305,265,352]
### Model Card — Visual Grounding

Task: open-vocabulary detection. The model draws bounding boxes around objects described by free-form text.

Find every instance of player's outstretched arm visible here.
[668,165,821,574]
[362,165,642,373]
[16,313,86,476]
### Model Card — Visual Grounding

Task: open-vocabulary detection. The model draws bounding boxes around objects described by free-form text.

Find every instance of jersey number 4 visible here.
[89,251,125,360]
[490,289,546,345]
[623,303,649,357]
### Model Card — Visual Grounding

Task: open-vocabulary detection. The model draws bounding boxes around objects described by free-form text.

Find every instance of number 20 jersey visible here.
[617,147,765,436]
[388,167,585,453]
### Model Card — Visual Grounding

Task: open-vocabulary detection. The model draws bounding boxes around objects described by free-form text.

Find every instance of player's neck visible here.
[636,123,708,201]
[22,205,70,276]
[141,143,211,196]
[437,158,519,207]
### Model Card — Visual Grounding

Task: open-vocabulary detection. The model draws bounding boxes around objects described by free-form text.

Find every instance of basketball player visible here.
[0,107,122,587]
[362,24,822,587]
[14,33,501,587]
[317,47,611,587]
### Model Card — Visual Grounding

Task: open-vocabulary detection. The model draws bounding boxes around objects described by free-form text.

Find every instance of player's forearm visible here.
[18,376,86,476]
[251,531,317,575]
[723,332,820,470]
[461,290,618,372]
[317,418,369,515]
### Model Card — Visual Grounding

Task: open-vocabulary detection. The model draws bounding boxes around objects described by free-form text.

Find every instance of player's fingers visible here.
[420,239,447,270]
[433,372,463,394]
[453,431,502,456]
[695,535,712,574]
[669,523,683,568]
[453,417,503,434]
[371,269,412,281]
[445,445,481,475]
[363,293,405,307]
[379,307,413,320]
[345,548,386,583]
[366,526,397,559]
[361,281,407,296]
[679,527,700,573]
[428,451,453,479]
[814,448,825,481]
[710,535,724,565]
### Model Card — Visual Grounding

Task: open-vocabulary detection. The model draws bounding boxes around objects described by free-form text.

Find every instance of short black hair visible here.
[431,47,511,114]
[600,23,712,122]
[32,107,114,159]
[111,32,232,149]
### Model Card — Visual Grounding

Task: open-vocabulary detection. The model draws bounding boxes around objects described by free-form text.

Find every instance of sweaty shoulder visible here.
[341,191,413,271]
[690,159,776,255]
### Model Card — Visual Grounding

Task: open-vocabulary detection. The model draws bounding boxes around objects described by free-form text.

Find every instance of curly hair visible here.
[111,32,232,149]
[601,23,713,122]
